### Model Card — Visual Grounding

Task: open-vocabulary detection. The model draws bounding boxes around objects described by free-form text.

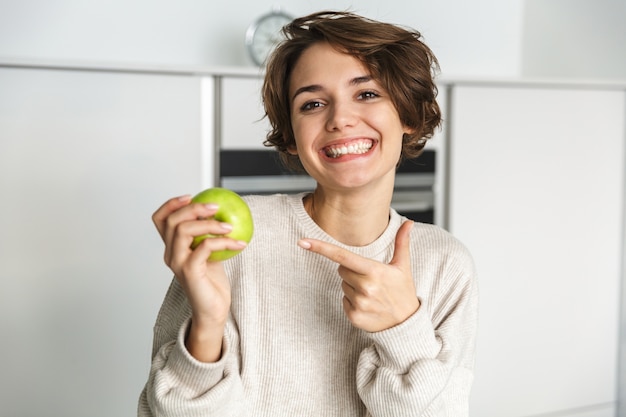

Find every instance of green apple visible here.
[190,187,254,261]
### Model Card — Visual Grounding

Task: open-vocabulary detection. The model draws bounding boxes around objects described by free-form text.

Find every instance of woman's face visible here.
[288,42,412,193]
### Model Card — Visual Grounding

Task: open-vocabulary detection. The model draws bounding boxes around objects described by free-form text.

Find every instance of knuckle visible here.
[175,220,193,236]
[356,279,377,298]
[180,261,194,277]
[333,250,349,265]
[359,283,375,298]
[354,294,372,311]
[345,308,365,327]
[165,215,178,232]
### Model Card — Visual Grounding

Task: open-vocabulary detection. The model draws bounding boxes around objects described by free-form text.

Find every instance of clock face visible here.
[245,12,292,66]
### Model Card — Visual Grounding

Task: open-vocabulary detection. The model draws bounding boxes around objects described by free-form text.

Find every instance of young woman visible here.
[138,11,478,417]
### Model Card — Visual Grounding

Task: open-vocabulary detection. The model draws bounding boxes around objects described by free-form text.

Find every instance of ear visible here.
[403,125,416,136]
[287,144,298,155]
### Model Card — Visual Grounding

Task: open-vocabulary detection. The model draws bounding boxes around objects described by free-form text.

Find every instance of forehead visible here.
[288,42,371,93]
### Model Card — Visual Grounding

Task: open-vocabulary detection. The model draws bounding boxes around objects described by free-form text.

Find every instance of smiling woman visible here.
[264,11,442,172]
[138,10,478,417]
[283,42,410,199]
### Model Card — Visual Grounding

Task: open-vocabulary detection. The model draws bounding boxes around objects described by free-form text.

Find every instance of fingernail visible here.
[178,194,192,202]
[236,240,248,247]
[298,239,311,249]
[205,203,219,210]
[220,222,233,231]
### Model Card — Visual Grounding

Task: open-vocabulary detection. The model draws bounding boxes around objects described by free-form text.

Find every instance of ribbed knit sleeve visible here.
[356,227,478,417]
[137,280,245,417]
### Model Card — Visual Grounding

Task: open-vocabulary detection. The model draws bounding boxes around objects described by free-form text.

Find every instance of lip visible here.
[319,137,377,161]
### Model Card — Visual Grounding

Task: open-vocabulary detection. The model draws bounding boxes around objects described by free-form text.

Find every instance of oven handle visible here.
[391,201,434,212]
[221,176,316,193]
[391,190,435,212]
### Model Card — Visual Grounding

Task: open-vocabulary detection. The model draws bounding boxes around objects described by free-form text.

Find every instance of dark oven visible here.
[219,149,436,224]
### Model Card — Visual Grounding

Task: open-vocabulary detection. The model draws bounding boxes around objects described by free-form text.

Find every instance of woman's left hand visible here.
[298,220,420,332]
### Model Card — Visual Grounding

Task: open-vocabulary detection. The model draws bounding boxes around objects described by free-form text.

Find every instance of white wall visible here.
[522,0,626,80]
[0,0,524,78]
[3,0,625,79]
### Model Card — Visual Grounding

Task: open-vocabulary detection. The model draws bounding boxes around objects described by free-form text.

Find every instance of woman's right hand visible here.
[152,194,247,362]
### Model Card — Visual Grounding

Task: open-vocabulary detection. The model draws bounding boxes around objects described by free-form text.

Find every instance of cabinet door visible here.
[220,75,270,149]
[0,68,203,417]
[448,85,624,417]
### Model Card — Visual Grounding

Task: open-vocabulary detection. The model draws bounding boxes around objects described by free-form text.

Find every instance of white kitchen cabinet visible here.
[447,83,625,417]
[220,75,270,150]
[0,67,206,417]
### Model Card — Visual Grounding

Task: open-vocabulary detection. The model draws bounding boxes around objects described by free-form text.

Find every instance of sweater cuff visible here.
[365,304,442,371]
[164,317,230,393]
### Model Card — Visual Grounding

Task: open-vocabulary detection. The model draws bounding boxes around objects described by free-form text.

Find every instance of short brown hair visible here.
[262,10,442,171]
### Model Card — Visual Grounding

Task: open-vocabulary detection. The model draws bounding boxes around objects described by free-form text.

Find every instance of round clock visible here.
[245,9,293,66]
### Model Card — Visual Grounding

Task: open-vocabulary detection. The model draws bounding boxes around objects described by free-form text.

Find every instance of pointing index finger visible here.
[298,238,372,274]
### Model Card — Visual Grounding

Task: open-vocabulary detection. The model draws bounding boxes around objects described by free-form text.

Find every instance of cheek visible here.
[386,110,411,137]
[290,118,316,148]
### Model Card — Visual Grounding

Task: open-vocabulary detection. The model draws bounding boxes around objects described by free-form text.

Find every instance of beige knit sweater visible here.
[138,193,478,416]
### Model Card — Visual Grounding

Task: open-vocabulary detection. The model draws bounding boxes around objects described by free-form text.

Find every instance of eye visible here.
[300,100,325,112]
[357,90,381,100]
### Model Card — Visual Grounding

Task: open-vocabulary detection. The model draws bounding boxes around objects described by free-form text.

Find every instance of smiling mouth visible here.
[323,139,374,158]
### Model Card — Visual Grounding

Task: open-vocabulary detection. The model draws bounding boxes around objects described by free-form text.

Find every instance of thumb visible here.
[390,220,414,267]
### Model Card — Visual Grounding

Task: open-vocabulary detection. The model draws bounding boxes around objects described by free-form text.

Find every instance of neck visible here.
[304,186,392,247]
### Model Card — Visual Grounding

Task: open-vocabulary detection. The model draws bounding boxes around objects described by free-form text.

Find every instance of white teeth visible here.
[325,141,373,158]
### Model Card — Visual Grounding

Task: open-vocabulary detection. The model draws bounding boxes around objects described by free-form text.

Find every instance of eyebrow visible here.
[291,75,373,101]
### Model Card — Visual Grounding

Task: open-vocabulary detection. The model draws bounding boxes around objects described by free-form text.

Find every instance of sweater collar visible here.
[287,192,403,262]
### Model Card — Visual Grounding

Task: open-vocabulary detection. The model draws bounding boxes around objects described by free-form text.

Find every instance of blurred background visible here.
[0,0,625,416]
[1,0,625,79]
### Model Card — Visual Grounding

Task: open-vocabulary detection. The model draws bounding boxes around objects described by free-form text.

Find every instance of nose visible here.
[326,101,358,131]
